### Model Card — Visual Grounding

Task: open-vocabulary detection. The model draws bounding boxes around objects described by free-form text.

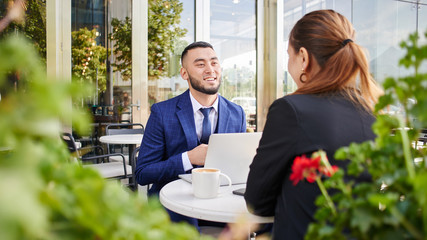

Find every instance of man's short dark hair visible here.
[180,41,214,66]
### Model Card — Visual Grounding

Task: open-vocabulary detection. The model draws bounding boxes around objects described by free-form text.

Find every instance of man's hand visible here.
[188,144,208,166]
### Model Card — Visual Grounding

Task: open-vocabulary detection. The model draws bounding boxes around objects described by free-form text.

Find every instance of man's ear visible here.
[299,47,310,70]
[180,67,188,80]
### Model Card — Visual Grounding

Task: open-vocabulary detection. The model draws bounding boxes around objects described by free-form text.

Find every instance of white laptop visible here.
[179,132,262,185]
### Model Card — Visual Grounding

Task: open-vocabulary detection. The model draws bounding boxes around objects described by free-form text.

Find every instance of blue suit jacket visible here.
[136,90,246,195]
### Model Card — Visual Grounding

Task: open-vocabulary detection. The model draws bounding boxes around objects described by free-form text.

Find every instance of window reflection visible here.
[283,0,426,98]
[283,0,351,95]
[147,0,194,107]
[72,0,131,124]
[71,0,194,124]
[419,2,427,71]
[353,1,416,82]
[211,0,257,130]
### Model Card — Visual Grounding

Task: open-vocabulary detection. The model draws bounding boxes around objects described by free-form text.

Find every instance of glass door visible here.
[210,0,257,130]
[147,0,195,107]
[72,0,132,124]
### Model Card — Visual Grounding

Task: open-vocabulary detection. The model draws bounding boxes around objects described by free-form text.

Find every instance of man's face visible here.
[180,47,221,95]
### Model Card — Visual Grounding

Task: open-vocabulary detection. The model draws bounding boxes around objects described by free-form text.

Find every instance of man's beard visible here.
[188,74,221,95]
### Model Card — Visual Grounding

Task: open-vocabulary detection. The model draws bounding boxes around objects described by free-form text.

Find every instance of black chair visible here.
[106,123,144,135]
[130,146,140,192]
[61,133,132,184]
[72,129,96,150]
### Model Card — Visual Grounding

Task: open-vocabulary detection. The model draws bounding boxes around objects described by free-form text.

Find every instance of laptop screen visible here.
[204,132,262,184]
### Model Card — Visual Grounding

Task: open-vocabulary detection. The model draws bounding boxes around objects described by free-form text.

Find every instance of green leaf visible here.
[350,208,380,234]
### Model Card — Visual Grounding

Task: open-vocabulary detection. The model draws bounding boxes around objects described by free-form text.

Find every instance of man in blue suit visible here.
[135,41,246,228]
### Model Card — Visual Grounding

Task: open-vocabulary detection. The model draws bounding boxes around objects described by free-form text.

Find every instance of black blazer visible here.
[244,93,376,239]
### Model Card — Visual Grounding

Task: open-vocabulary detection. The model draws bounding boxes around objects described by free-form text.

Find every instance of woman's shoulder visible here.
[276,93,323,105]
[282,93,328,100]
[277,93,354,113]
[281,93,346,104]
[280,93,373,117]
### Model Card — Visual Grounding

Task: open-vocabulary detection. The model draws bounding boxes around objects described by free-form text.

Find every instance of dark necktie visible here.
[200,107,212,144]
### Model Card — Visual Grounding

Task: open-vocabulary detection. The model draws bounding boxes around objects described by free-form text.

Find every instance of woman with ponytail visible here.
[245,10,383,239]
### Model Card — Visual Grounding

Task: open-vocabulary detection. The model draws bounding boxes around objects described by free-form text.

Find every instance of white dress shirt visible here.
[181,92,219,171]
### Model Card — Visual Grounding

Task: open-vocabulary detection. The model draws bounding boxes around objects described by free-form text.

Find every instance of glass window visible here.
[282,0,427,96]
[72,0,132,125]
[419,1,427,71]
[353,0,417,82]
[282,0,351,95]
[147,0,195,107]
[210,0,257,130]
[106,0,132,123]
[71,0,194,125]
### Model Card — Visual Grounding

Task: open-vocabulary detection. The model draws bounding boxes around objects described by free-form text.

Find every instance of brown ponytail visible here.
[289,10,383,112]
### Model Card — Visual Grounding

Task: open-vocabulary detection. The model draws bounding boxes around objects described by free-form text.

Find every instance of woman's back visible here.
[285,93,376,161]
[246,93,376,239]
[245,9,382,240]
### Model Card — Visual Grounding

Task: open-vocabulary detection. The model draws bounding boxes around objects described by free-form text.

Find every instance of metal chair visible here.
[72,129,96,150]
[130,146,140,192]
[61,133,132,184]
[106,123,144,135]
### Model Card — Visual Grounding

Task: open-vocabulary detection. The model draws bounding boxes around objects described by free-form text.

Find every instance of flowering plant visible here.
[290,150,339,215]
[290,150,339,185]
[304,31,427,240]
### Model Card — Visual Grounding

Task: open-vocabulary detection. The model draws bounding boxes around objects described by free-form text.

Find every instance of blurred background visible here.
[1,0,426,133]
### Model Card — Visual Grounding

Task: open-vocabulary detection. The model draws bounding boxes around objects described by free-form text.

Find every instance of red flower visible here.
[289,155,320,185]
[290,152,339,185]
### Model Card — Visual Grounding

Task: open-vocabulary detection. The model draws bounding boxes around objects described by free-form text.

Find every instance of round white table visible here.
[159,179,274,224]
[99,134,143,145]
[99,134,143,161]
[99,134,143,191]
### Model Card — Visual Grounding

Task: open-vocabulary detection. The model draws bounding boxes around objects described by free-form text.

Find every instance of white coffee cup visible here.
[191,168,232,199]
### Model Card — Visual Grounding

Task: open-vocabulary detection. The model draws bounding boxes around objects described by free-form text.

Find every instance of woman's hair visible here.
[289,9,383,112]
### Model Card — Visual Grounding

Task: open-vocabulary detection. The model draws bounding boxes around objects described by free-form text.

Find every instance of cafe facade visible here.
[3,0,426,131]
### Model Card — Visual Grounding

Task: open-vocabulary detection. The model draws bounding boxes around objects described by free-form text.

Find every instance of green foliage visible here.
[305,31,427,240]
[0,0,46,62]
[109,17,132,81]
[148,0,187,77]
[72,27,107,92]
[0,35,210,239]
[109,0,187,79]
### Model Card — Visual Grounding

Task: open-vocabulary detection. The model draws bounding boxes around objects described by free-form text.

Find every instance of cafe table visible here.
[99,134,143,146]
[99,134,143,190]
[99,133,143,158]
[159,179,274,224]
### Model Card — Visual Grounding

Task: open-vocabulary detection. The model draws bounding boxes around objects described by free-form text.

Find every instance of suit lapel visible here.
[217,96,230,133]
[177,90,198,149]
